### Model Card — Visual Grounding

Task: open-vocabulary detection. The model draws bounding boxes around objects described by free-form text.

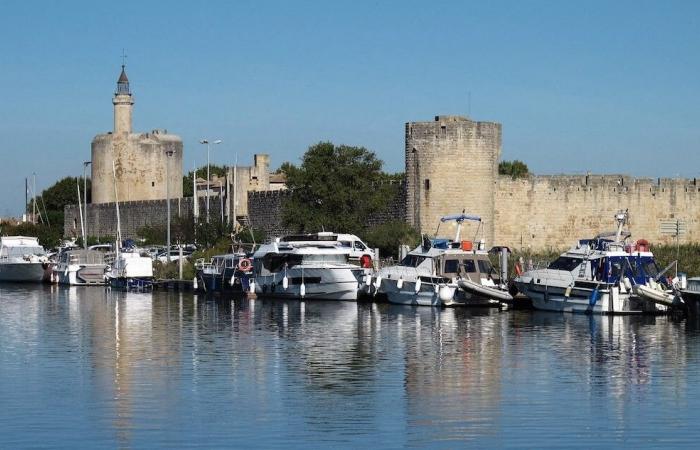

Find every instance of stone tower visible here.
[405,115,501,245]
[113,65,133,134]
[91,65,183,204]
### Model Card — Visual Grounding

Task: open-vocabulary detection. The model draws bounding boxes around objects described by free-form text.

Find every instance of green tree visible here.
[281,142,397,234]
[498,160,530,179]
[364,221,421,260]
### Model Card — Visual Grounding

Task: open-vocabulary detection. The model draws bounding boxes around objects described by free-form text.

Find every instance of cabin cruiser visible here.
[682,277,700,316]
[252,233,370,300]
[195,251,254,294]
[514,211,669,314]
[0,236,49,282]
[105,250,154,291]
[52,249,108,285]
[372,214,513,307]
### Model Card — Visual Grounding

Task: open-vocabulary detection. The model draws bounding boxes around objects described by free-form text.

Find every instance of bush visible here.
[364,221,421,260]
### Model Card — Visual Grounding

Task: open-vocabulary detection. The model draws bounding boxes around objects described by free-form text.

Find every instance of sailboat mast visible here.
[112,161,122,250]
[76,179,85,246]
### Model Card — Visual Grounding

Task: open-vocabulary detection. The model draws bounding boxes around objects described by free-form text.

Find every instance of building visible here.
[193,154,286,225]
[91,65,183,204]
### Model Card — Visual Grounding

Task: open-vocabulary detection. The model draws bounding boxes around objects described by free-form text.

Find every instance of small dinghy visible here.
[633,283,677,307]
[457,278,513,302]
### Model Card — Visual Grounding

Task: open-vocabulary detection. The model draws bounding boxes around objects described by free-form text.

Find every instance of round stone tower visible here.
[405,115,501,245]
[91,65,183,204]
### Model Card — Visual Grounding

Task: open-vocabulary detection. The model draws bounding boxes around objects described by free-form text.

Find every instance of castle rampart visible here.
[495,174,700,251]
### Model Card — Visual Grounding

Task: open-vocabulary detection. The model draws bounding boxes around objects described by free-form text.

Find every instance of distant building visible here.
[193,154,287,225]
[91,65,183,204]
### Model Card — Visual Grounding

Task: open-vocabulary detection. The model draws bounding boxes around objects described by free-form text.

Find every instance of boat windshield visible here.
[548,256,583,271]
[478,260,494,275]
[1,246,45,257]
[400,254,427,268]
[302,254,347,264]
[642,259,660,277]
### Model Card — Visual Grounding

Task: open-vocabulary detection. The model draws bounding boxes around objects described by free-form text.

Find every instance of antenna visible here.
[121,48,128,67]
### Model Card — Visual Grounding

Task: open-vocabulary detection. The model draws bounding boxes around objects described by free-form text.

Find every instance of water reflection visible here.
[1,286,700,447]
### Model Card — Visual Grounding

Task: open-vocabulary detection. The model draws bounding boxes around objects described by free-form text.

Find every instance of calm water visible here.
[2,285,700,448]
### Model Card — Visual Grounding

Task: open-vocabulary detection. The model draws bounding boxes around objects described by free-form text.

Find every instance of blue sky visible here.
[1,0,699,215]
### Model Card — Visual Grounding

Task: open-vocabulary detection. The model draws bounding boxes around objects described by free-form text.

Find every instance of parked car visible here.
[156,249,192,264]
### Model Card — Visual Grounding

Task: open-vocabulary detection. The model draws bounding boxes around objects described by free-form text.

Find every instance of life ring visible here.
[360,254,372,269]
[238,258,252,271]
[514,262,523,276]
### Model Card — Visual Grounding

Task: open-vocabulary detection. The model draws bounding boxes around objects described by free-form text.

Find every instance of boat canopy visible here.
[440,213,481,223]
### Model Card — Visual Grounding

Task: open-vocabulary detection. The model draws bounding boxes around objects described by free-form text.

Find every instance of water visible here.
[1,285,700,448]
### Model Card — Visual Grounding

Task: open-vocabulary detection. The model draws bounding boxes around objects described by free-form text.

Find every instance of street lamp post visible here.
[165,149,175,263]
[83,161,91,249]
[199,139,222,223]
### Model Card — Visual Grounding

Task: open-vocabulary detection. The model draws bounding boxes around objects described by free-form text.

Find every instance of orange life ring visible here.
[360,254,372,269]
[238,258,252,271]
[515,262,523,276]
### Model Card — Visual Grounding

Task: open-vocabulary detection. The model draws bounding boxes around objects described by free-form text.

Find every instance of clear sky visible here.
[1,0,699,215]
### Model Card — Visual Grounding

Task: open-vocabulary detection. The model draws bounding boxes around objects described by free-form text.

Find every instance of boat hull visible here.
[255,267,363,301]
[381,278,456,307]
[53,265,107,286]
[108,277,153,292]
[515,280,662,314]
[0,262,46,282]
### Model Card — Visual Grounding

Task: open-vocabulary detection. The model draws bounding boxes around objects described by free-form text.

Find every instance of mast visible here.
[112,161,122,254]
[76,179,85,246]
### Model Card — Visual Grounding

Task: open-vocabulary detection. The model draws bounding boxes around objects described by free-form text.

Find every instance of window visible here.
[353,241,366,251]
[462,259,477,273]
[424,179,430,191]
[478,260,494,275]
[152,181,155,187]
[400,254,427,268]
[548,257,583,271]
[443,259,460,274]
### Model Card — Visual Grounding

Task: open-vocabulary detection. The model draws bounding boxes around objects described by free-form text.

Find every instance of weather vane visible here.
[121,48,127,67]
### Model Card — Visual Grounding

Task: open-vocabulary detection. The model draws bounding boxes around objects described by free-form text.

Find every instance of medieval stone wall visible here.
[494,175,700,251]
[64,197,220,241]
[246,190,294,238]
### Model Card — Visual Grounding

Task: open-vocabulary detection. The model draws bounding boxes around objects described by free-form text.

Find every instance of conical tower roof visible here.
[117,65,129,83]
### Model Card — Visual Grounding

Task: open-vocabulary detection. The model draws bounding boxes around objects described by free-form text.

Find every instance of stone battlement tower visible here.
[91,65,183,204]
[405,115,501,245]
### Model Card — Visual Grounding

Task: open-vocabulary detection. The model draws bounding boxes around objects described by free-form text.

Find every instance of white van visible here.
[279,232,375,268]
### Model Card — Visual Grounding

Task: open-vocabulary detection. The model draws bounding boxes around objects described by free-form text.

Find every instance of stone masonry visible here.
[406,116,501,245]
[407,114,700,251]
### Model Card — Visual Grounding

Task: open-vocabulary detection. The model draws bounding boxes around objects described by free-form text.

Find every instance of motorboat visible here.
[0,236,49,282]
[251,233,369,300]
[682,277,700,316]
[52,249,108,286]
[105,250,154,291]
[195,252,253,294]
[372,213,512,307]
[514,211,668,314]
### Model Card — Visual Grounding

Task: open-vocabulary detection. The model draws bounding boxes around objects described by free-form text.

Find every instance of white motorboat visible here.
[105,251,154,291]
[252,233,369,300]
[373,213,512,307]
[52,249,108,286]
[0,236,48,282]
[514,211,668,314]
